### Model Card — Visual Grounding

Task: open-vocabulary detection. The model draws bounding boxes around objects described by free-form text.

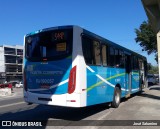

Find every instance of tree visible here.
[135,21,157,62]
[148,65,158,74]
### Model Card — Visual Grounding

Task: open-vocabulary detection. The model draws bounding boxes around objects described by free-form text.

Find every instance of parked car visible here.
[15,81,23,88]
[7,81,19,88]
[154,74,159,84]
[147,74,157,85]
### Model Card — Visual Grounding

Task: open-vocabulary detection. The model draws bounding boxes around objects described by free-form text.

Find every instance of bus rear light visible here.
[68,66,76,94]
[24,70,28,91]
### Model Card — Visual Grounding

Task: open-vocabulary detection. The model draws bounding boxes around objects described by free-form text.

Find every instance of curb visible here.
[0,88,12,96]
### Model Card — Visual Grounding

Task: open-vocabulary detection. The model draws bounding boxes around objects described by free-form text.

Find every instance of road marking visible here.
[0,95,23,101]
[0,101,25,108]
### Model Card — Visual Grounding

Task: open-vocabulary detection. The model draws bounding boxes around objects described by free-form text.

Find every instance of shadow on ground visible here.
[137,85,160,100]
[0,102,111,121]
[0,101,113,128]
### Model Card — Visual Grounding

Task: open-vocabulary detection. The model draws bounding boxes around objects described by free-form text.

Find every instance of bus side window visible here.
[114,49,125,68]
[115,49,119,67]
[119,50,125,68]
[132,56,139,70]
[108,47,115,67]
[82,36,101,66]
[82,37,94,65]
[102,45,107,66]
[139,59,144,70]
[93,41,101,65]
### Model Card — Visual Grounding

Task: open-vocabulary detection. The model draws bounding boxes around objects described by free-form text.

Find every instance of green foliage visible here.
[135,21,157,62]
[148,65,159,74]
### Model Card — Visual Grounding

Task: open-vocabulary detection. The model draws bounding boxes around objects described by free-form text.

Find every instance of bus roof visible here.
[25,25,146,60]
[25,25,73,37]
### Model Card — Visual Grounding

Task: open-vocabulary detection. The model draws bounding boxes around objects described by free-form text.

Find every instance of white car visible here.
[15,82,23,88]
[147,74,157,85]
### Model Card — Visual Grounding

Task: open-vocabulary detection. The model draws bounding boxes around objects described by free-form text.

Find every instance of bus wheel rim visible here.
[115,91,120,104]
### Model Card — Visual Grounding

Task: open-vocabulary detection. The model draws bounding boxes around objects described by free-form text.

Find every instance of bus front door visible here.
[125,54,131,97]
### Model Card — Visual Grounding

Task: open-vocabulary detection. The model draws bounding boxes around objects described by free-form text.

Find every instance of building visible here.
[141,0,160,32]
[141,0,160,84]
[0,45,23,83]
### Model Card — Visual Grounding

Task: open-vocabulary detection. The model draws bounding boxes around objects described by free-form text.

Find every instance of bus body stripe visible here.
[96,74,115,88]
[86,65,95,73]
[86,66,126,92]
[131,88,139,91]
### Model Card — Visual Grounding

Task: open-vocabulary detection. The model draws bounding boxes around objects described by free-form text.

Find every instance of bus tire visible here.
[111,87,121,108]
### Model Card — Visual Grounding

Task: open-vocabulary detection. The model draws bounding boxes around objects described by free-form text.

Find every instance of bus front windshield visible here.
[25,29,73,61]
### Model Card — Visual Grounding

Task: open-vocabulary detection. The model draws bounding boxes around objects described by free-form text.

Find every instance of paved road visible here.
[0,86,160,129]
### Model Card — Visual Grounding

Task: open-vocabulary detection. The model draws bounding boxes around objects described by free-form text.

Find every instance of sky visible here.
[0,0,157,65]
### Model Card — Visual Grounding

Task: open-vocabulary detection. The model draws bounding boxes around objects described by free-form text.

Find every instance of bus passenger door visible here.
[125,54,131,96]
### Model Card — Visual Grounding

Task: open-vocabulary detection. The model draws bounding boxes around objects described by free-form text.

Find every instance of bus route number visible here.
[54,32,64,40]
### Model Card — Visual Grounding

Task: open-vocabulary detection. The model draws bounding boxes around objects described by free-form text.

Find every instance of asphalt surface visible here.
[0,85,160,129]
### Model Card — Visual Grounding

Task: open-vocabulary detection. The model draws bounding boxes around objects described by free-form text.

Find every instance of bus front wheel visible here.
[111,87,121,108]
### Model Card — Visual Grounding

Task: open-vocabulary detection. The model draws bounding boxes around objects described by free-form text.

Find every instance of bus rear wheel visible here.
[111,87,121,108]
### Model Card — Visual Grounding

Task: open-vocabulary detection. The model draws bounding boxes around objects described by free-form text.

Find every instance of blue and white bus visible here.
[23,25,147,108]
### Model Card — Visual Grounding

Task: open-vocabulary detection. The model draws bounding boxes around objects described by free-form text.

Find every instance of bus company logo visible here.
[2,121,11,126]
[31,71,63,76]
